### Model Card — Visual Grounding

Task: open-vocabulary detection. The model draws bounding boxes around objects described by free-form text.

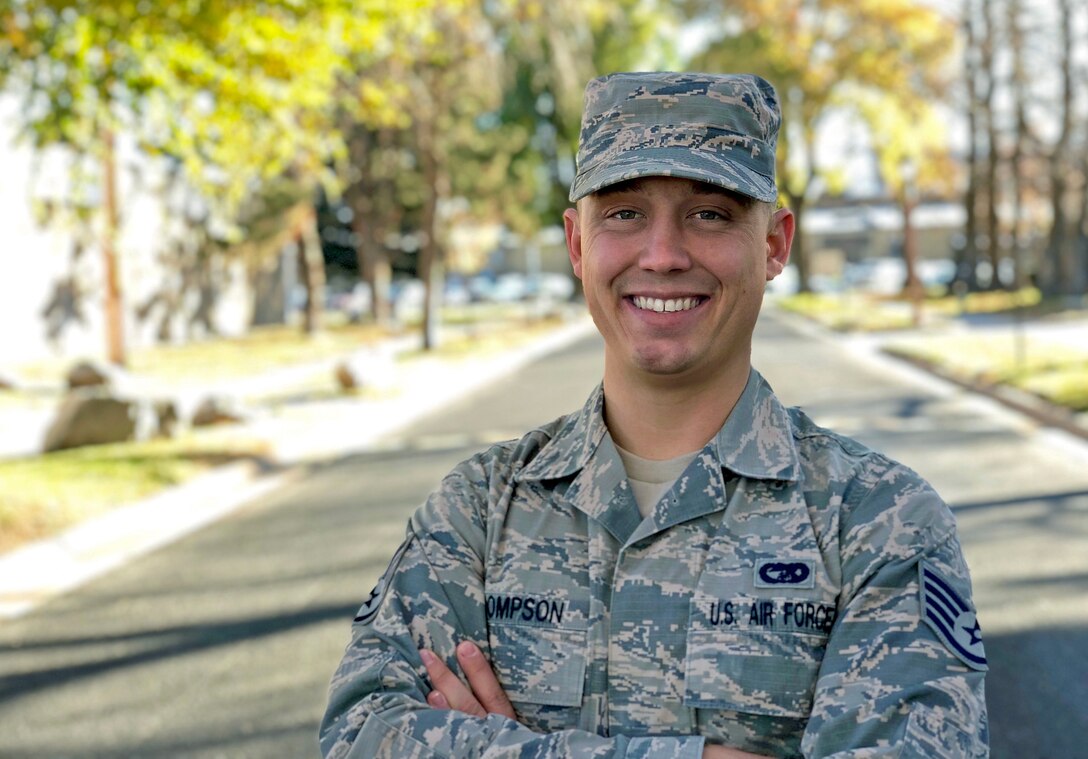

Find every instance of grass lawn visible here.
[0,306,578,554]
[776,288,1043,332]
[12,321,395,387]
[0,433,266,554]
[885,333,1088,412]
[778,290,1088,413]
[10,303,566,387]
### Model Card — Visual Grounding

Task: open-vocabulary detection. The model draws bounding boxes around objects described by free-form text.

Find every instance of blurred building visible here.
[803,199,965,287]
[0,93,262,365]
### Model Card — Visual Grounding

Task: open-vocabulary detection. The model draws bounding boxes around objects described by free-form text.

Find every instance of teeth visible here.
[633,296,698,313]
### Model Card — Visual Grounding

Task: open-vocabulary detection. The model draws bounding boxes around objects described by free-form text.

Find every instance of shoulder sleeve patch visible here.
[918,560,988,671]
[353,538,413,626]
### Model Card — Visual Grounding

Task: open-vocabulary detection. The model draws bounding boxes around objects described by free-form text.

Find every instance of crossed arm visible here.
[420,642,769,759]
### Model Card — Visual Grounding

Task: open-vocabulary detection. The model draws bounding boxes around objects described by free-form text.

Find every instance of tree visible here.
[1038,0,1084,297]
[0,0,414,357]
[685,0,956,292]
[959,0,1088,296]
[341,0,679,349]
[856,92,958,301]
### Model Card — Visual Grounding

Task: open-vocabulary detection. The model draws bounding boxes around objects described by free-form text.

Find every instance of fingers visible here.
[419,648,486,718]
[455,641,516,719]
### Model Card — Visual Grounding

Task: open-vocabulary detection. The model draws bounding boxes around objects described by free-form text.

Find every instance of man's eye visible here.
[610,209,640,220]
[694,210,727,221]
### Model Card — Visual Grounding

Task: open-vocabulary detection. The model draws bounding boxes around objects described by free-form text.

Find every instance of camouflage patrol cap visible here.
[569,72,780,203]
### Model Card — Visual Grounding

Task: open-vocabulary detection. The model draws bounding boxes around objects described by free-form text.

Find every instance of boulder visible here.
[133,399,179,440]
[154,400,179,438]
[334,359,362,391]
[66,360,113,390]
[42,391,137,452]
[191,396,246,427]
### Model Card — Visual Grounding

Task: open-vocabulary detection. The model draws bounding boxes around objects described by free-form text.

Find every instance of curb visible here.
[0,316,597,621]
[0,461,296,619]
[883,350,1088,444]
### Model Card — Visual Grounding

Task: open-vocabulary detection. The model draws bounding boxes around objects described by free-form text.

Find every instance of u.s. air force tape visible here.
[918,560,988,671]
[354,539,412,625]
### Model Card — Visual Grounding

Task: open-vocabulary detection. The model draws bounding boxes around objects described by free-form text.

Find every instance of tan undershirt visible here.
[614,443,700,519]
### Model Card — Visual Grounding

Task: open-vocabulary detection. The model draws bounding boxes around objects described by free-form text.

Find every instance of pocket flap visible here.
[684,628,824,718]
[489,624,588,708]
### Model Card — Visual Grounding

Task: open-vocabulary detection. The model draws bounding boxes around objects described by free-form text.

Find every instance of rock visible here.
[66,360,113,390]
[154,400,179,438]
[191,396,245,427]
[133,399,179,440]
[334,359,362,391]
[42,391,137,452]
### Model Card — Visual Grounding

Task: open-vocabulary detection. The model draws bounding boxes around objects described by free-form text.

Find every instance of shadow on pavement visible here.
[0,602,357,704]
[985,623,1088,759]
[951,489,1088,513]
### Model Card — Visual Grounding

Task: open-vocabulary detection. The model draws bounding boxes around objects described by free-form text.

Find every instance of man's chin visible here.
[631,350,698,377]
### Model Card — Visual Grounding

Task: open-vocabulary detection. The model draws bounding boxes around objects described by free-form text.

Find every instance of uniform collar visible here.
[517,368,801,484]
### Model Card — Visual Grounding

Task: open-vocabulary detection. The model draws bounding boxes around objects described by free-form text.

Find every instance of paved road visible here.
[1,309,1085,757]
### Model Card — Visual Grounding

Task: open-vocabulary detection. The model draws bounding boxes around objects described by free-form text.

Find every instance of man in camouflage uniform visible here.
[320,72,988,758]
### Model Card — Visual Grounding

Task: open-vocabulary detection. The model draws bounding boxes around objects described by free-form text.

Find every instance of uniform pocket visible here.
[683,627,825,718]
[488,623,588,708]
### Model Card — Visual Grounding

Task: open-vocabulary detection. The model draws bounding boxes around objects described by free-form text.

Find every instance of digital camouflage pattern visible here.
[321,371,989,758]
[569,72,781,203]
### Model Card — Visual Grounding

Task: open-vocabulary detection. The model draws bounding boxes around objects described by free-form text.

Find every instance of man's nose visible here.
[639,216,692,273]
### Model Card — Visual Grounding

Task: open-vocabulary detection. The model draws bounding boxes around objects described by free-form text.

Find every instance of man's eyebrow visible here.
[594,178,650,197]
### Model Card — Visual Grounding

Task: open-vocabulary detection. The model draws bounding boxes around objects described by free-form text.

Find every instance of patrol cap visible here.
[569,72,780,203]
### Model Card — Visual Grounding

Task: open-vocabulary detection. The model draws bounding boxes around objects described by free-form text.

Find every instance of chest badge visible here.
[754,558,815,589]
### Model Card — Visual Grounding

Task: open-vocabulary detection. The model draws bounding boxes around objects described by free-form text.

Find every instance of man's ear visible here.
[765,207,794,281]
[564,207,583,279]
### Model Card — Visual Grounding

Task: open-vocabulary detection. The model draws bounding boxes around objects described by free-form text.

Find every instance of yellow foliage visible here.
[691,0,956,201]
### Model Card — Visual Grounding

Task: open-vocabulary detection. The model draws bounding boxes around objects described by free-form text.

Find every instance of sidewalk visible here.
[864,310,1088,441]
[0,314,598,619]
[770,296,1088,442]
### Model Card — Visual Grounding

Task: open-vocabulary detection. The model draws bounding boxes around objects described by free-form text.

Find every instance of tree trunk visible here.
[980,0,1003,288]
[414,69,448,351]
[960,0,982,289]
[346,126,395,327]
[418,119,441,351]
[297,205,325,335]
[902,193,923,299]
[1040,0,1075,296]
[1075,149,1088,295]
[788,192,810,293]
[1007,0,1032,290]
[101,128,126,366]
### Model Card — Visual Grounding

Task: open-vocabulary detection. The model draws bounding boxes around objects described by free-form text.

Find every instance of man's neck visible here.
[602,359,752,460]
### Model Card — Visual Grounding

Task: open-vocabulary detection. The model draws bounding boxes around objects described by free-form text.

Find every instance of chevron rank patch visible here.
[354,539,411,626]
[919,560,988,671]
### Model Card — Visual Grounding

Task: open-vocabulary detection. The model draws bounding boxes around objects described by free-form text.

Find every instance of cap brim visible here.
[569,147,778,204]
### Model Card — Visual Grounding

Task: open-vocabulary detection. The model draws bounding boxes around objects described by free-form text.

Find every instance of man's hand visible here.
[421,644,768,758]
[420,642,516,720]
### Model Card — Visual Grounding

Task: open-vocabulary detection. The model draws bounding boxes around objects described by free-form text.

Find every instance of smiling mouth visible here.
[630,296,703,313]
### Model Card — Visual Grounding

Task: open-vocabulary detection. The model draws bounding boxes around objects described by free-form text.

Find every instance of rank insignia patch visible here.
[354,539,411,626]
[919,560,988,671]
